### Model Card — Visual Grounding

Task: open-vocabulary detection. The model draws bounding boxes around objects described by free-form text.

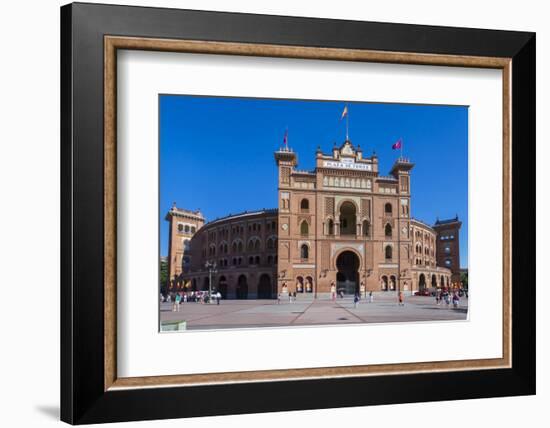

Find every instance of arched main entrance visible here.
[257,274,273,299]
[236,275,248,299]
[336,251,360,295]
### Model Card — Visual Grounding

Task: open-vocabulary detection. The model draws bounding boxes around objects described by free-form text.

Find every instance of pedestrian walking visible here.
[277,293,281,304]
[452,291,460,308]
[369,291,373,303]
[353,293,359,308]
[398,291,404,306]
[216,291,222,305]
[173,293,181,312]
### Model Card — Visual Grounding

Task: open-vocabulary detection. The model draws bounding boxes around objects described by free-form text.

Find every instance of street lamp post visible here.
[204,261,217,304]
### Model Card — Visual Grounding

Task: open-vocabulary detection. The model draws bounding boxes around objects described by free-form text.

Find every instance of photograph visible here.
[159,96,469,331]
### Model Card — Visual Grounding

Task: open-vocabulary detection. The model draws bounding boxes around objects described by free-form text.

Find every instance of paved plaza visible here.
[160,292,468,331]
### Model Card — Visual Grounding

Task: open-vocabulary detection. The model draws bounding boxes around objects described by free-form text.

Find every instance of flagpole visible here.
[346,104,349,141]
[401,139,403,159]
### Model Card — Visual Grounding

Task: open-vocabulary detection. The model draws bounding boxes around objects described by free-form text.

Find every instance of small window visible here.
[300,221,309,235]
[363,220,370,237]
[327,219,334,235]
[385,245,392,260]
[300,244,309,259]
[384,203,392,215]
[385,223,392,237]
[445,259,452,266]
[184,225,190,233]
[300,199,309,211]
[177,224,184,232]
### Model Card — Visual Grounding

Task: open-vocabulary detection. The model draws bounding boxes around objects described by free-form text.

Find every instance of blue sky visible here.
[160,95,468,268]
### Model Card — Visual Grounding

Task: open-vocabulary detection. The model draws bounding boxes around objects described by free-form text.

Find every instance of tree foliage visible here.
[460,271,468,290]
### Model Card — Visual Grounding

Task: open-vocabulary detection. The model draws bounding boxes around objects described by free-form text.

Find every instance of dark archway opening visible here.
[390,275,397,291]
[218,276,227,299]
[258,274,273,299]
[336,251,360,295]
[296,276,304,293]
[381,275,389,291]
[339,202,357,235]
[236,275,248,299]
[419,274,427,290]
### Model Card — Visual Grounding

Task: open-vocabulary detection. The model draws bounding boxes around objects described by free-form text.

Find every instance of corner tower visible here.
[275,145,318,295]
[165,204,205,289]
[433,216,462,286]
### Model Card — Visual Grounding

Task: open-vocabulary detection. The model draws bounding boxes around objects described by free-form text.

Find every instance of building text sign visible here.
[323,159,372,171]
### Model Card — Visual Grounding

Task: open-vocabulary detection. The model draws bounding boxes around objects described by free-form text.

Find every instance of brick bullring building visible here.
[166,140,461,299]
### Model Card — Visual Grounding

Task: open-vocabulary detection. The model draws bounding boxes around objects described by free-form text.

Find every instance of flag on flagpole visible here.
[340,105,348,121]
[392,138,402,150]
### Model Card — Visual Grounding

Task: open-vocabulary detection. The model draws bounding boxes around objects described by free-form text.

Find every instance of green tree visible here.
[159,258,168,294]
[460,271,468,290]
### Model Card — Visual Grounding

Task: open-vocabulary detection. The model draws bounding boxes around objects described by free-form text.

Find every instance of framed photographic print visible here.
[60,2,535,424]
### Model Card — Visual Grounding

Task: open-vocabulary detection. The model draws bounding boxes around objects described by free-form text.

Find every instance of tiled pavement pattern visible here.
[160,292,468,331]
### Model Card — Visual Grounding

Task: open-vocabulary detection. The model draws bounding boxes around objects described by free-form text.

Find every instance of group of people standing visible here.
[277,291,298,304]
[352,291,375,307]
[161,290,223,312]
[435,289,461,308]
